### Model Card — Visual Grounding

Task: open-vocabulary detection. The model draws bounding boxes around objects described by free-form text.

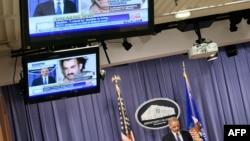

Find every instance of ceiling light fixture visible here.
[229,11,243,32]
[225,45,238,57]
[122,38,132,51]
[175,10,191,19]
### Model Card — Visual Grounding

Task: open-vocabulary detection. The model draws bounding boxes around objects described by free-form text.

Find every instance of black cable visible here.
[12,57,18,85]
[193,22,205,44]
[12,56,25,95]
[101,41,111,64]
[174,0,178,6]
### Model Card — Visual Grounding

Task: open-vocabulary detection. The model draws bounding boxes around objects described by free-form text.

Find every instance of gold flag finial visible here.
[112,75,121,97]
[112,75,121,83]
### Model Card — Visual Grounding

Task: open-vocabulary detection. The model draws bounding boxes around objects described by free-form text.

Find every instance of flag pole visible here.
[183,66,208,141]
[182,61,186,74]
[112,75,129,135]
[112,75,135,141]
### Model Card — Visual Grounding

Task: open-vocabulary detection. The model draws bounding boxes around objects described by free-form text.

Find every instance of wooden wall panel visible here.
[0,92,12,141]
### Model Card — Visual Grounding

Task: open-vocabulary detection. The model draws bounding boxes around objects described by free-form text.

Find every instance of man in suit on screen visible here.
[162,117,193,141]
[33,0,77,17]
[31,68,56,86]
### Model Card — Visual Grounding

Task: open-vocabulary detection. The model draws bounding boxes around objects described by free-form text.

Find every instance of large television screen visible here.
[20,0,154,49]
[22,46,100,104]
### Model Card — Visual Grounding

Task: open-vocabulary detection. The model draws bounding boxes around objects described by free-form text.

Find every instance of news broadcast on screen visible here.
[27,54,97,97]
[28,0,148,37]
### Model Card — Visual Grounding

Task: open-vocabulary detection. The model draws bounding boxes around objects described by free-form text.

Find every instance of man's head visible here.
[168,117,181,133]
[60,57,87,82]
[41,68,49,77]
[92,0,110,11]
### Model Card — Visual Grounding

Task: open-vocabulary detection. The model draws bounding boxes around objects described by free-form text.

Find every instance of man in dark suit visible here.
[162,117,193,141]
[32,68,56,86]
[33,0,77,17]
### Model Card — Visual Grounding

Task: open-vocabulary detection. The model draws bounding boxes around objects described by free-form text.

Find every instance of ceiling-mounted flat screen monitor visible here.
[20,0,154,49]
[22,46,100,104]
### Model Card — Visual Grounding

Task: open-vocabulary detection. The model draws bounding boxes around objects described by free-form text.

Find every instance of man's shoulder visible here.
[49,76,56,82]
[37,1,53,7]
[162,132,173,140]
[180,130,193,138]
[33,77,42,81]
[181,130,190,134]
[65,0,75,4]
[32,77,42,85]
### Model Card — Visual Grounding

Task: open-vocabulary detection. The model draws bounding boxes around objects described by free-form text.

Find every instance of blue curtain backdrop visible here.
[2,42,250,141]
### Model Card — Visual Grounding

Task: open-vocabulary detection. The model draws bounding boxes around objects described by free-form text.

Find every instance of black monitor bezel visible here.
[19,0,155,49]
[21,46,100,104]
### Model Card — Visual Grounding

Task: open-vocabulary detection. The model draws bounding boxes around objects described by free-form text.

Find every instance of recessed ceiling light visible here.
[175,10,191,19]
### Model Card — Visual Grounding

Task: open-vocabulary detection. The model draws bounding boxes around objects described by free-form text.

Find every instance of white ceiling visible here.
[154,0,250,24]
[1,0,250,51]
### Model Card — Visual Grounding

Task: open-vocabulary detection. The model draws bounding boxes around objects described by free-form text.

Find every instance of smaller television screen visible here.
[22,46,100,104]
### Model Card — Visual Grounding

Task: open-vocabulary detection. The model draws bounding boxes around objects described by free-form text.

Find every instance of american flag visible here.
[117,96,135,141]
[112,75,135,141]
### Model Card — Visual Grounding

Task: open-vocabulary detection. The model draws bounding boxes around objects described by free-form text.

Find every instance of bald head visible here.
[168,117,181,133]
